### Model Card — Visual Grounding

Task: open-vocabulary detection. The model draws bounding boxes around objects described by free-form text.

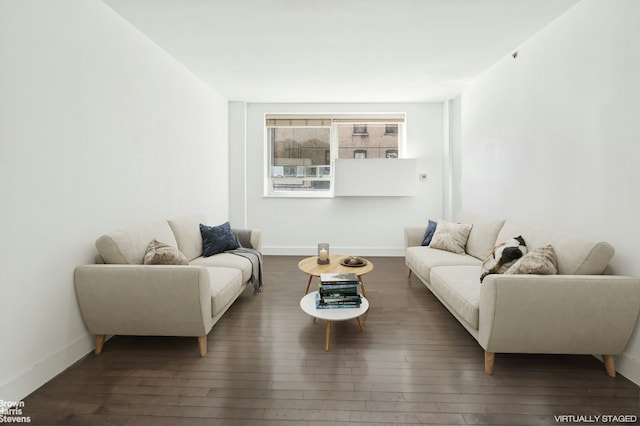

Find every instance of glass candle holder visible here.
[317,243,330,264]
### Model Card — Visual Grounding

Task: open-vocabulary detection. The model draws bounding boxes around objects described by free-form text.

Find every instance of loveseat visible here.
[405,212,640,377]
[74,214,261,357]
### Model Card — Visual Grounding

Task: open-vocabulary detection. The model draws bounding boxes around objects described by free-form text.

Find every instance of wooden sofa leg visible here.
[198,336,207,357]
[95,335,105,355]
[603,355,616,377]
[407,268,412,278]
[484,351,495,375]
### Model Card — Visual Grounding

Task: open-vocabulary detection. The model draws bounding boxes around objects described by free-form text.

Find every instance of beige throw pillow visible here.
[505,244,558,275]
[428,221,473,254]
[143,239,189,265]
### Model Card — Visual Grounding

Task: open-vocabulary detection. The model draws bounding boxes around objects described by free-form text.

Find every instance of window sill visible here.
[264,192,334,199]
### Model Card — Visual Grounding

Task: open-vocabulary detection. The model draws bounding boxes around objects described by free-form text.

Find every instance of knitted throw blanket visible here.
[233,229,254,249]
[228,247,263,292]
[230,229,263,292]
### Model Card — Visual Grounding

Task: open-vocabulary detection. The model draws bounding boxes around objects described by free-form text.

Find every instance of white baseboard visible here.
[262,246,405,257]
[0,333,95,409]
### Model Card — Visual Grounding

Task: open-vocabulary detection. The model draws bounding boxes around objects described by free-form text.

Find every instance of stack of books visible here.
[316,272,362,309]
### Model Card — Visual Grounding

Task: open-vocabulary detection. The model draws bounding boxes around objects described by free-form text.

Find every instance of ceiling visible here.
[104,0,580,103]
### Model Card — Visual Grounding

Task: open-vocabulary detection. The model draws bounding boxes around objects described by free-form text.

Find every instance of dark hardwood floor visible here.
[21,256,639,425]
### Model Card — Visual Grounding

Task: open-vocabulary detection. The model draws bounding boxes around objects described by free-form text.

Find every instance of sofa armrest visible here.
[249,229,262,252]
[478,274,640,355]
[233,228,262,252]
[74,264,214,337]
[404,226,426,248]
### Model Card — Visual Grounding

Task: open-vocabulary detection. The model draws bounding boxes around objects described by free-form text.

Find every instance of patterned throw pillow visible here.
[505,244,558,275]
[480,236,527,282]
[200,221,239,257]
[143,239,189,265]
[428,220,473,254]
[421,220,438,246]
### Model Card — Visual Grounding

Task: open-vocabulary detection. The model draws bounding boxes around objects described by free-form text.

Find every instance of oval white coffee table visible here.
[300,291,369,351]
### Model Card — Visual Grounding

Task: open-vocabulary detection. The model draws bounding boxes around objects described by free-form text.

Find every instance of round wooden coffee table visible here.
[298,254,374,296]
[300,291,369,351]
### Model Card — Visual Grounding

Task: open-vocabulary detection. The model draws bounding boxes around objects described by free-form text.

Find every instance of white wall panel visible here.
[335,159,417,197]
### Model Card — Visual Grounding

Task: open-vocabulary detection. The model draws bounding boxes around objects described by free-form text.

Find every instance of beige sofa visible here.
[74,214,261,357]
[405,212,640,377]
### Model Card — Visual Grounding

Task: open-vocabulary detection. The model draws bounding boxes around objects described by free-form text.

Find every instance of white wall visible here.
[459,0,640,382]
[229,102,248,227]
[448,95,463,220]
[229,103,443,256]
[0,0,229,402]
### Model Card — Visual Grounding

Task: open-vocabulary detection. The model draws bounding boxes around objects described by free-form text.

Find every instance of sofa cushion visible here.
[168,214,207,262]
[496,221,614,275]
[191,253,253,283]
[143,239,188,265]
[429,220,472,254]
[96,221,178,265]
[205,267,243,317]
[456,212,506,260]
[406,246,482,284]
[429,266,481,330]
[200,222,239,257]
[480,236,527,282]
[421,220,438,246]
[506,245,558,275]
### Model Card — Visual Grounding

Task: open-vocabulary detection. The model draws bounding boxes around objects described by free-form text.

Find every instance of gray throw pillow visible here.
[200,221,239,257]
[505,244,558,275]
[143,239,188,265]
[428,220,472,254]
[422,219,438,246]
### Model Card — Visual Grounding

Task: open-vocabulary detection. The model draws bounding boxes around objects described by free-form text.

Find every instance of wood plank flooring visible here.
[21,256,640,425]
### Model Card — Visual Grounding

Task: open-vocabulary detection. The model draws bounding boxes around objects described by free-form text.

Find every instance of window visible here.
[336,122,400,160]
[266,114,405,196]
[267,126,331,193]
[353,124,368,135]
[353,150,367,159]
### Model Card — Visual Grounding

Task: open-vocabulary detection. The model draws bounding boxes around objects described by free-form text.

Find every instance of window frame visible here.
[264,113,405,198]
